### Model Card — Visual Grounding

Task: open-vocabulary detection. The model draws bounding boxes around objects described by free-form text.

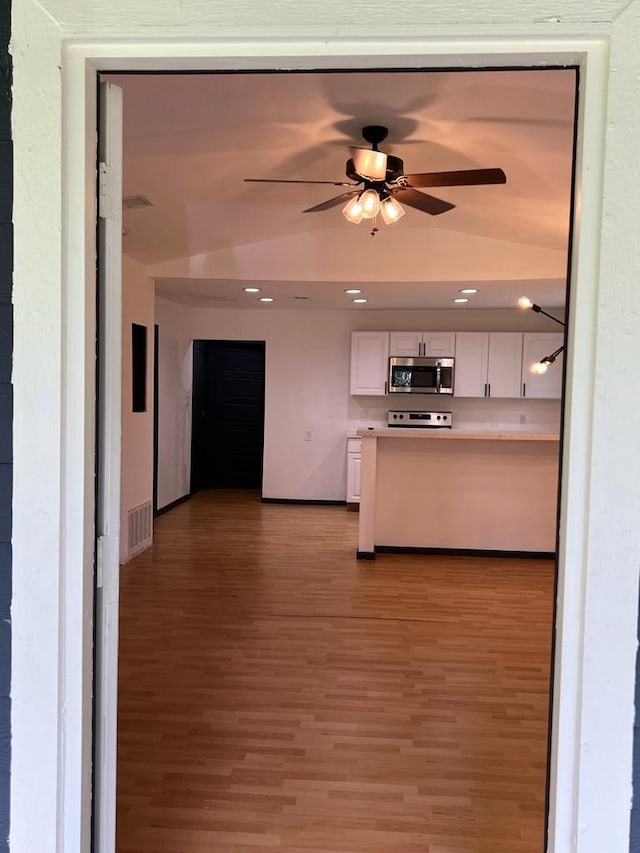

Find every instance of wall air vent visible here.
[126,500,152,561]
[123,194,154,210]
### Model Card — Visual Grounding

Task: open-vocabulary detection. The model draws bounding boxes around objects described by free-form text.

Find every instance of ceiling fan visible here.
[244,125,507,235]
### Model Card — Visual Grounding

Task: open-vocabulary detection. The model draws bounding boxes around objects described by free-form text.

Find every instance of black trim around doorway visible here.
[155,493,191,517]
[0,5,12,851]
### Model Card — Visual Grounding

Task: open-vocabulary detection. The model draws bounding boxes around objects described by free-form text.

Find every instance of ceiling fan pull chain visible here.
[370,214,379,237]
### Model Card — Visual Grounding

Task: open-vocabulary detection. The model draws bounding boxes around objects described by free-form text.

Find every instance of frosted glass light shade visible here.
[351,148,387,180]
[342,195,364,224]
[518,296,533,309]
[380,196,406,224]
[360,189,380,219]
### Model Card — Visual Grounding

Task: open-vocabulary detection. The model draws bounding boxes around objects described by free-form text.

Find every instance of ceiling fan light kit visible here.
[359,188,381,219]
[379,195,406,224]
[245,124,507,236]
[351,147,387,181]
[342,195,365,224]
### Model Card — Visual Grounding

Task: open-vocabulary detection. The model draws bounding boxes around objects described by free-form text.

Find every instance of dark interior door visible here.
[191,340,265,491]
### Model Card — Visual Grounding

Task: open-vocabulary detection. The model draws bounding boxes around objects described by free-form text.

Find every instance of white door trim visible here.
[13,30,632,853]
[94,81,124,853]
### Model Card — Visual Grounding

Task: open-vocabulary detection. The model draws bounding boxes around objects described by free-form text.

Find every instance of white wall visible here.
[155,301,562,503]
[120,255,155,560]
[10,11,640,853]
[155,298,193,509]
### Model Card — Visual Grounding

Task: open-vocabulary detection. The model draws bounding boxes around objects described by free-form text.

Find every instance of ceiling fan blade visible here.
[401,167,507,188]
[303,191,360,213]
[244,178,356,187]
[392,187,455,216]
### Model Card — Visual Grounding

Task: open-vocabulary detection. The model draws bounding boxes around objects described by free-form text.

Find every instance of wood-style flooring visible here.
[116,490,555,853]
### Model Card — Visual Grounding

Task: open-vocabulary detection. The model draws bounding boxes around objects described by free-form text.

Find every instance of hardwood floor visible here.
[116,490,555,853]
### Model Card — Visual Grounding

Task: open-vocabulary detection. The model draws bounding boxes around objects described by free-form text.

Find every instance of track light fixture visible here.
[518,296,566,374]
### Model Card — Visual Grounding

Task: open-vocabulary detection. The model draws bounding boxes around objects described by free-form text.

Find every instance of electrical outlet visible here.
[304,430,312,441]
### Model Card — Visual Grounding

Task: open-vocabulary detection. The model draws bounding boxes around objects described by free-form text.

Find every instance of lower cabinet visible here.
[346,437,362,503]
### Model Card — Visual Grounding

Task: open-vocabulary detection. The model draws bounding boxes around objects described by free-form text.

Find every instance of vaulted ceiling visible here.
[110,67,576,310]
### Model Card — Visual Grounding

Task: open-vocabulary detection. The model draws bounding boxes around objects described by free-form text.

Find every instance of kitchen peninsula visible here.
[356,428,560,558]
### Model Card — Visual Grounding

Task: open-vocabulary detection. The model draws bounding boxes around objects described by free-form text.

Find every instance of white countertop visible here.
[357,428,559,441]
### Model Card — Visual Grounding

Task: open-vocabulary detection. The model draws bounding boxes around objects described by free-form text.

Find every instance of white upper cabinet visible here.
[454,332,523,398]
[389,331,456,358]
[351,329,563,399]
[454,332,489,397]
[521,332,564,399]
[389,331,422,357]
[488,333,524,398]
[350,331,390,395]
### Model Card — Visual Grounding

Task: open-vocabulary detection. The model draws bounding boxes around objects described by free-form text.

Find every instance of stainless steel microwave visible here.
[388,356,454,395]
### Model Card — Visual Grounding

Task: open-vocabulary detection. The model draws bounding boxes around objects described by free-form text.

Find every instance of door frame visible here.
[13,28,634,853]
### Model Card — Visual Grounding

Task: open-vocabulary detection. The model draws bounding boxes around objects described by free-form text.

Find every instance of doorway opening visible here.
[103,63,577,853]
[191,340,266,493]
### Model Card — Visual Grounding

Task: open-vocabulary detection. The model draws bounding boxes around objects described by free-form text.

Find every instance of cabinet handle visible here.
[484,383,488,397]
[487,383,491,398]
[522,382,526,398]
[384,380,388,395]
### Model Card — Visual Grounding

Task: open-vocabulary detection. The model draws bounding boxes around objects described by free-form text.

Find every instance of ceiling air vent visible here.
[123,194,154,210]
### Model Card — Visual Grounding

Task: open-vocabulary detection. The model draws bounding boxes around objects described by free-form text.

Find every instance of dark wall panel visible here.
[0,225,11,299]
[0,3,11,852]
[631,596,640,851]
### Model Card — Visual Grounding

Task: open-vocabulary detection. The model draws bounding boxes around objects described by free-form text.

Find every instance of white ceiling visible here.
[110,67,576,310]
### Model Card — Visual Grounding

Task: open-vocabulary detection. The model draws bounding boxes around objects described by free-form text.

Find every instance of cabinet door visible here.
[422,331,456,358]
[487,333,523,398]
[350,331,389,395]
[389,331,422,357]
[389,331,456,357]
[453,332,489,397]
[347,452,362,503]
[521,332,564,399]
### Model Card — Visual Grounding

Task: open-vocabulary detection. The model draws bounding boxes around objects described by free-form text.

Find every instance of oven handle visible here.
[435,365,441,393]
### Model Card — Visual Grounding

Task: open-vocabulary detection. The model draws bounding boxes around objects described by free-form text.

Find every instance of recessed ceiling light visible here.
[259,297,275,303]
[453,298,469,304]
[345,288,362,294]
[352,298,368,304]
[244,287,261,293]
[459,288,478,294]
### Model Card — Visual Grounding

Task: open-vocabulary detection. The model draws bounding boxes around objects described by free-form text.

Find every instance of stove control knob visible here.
[392,413,398,419]
[399,413,404,419]
[436,415,441,421]
[442,415,448,421]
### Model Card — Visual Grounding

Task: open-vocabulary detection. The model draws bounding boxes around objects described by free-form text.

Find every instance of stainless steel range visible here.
[387,410,453,428]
